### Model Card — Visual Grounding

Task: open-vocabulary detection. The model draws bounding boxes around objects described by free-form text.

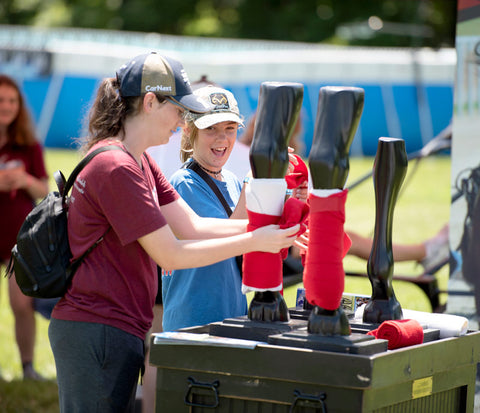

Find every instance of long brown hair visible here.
[81,77,166,152]
[0,74,37,146]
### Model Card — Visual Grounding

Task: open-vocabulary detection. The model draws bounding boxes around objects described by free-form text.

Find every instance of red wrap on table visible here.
[303,190,351,310]
[367,319,424,350]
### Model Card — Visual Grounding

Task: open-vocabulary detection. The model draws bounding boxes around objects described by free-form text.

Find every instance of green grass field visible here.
[0,149,451,412]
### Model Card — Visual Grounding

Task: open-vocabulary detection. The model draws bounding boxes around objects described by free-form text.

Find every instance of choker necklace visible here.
[197,162,222,179]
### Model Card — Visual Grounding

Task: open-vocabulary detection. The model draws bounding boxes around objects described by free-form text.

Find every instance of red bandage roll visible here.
[242,210,283,291]
[367,319,424,350]
[278,197,309,259]
[285,154,308,190]
[303,190,349,310]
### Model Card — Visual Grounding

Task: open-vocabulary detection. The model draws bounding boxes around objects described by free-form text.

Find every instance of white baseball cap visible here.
[192,86,244,129]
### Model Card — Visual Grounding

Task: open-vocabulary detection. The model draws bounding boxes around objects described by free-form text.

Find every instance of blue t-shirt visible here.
[162,167,248,331]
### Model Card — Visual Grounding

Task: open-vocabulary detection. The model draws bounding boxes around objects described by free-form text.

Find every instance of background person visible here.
[47,52,300,412]
[0,74,49,380]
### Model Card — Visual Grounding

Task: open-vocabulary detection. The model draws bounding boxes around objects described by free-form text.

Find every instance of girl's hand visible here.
[9,169,29,190]
[0,170,15,192]
[287,147,297,174]
[252,224,300,254]
[294,229,309,252]
[291,180,308,203]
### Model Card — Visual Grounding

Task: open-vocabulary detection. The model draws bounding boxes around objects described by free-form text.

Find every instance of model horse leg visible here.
[244,81,303,322]
[304,86,364,335]
[362,137,407,323]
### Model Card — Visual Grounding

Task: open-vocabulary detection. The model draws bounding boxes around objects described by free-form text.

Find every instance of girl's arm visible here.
[138,218,299,272]
[161,196,248,239]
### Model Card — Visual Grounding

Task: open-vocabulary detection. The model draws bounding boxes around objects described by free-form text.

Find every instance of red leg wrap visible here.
[242,210,283,291]
[303,190,351,310]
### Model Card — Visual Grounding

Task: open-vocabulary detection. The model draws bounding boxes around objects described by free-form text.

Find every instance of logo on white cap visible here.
[210,93,230,110]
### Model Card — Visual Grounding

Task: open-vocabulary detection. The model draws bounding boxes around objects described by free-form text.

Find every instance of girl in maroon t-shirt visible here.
[0,74,49,380]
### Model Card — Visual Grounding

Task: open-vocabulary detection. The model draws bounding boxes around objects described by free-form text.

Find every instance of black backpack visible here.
[6,145,123,298]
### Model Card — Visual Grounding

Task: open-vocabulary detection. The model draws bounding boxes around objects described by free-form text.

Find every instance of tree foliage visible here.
[0,0,456,48]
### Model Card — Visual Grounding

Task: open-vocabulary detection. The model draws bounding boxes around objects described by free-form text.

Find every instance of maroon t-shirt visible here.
[52,141,179,340]
[0,142,48,261]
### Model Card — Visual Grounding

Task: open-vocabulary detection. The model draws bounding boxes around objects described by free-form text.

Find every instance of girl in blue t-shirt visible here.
[163,86,249,331]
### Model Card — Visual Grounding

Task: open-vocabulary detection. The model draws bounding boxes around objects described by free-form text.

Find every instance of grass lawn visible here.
[0,149,451,412]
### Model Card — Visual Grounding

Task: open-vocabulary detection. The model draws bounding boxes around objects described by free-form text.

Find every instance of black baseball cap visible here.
[116,52,212,113]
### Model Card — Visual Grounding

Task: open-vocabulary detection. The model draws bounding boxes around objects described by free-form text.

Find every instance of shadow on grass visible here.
[0,379,59,413]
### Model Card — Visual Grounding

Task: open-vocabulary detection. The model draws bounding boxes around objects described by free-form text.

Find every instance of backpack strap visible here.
[183,159,233,217]
[62,145,125,205]
[183,158,243,276]
[63,145,125,268]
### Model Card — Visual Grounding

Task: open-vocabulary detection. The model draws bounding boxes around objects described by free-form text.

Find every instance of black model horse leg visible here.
[248,291,290,322]
[308,87,364,189]
[249,82,304,178]
[363,137,407,323]
[305,86,364,335]
[246,81,303,322]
